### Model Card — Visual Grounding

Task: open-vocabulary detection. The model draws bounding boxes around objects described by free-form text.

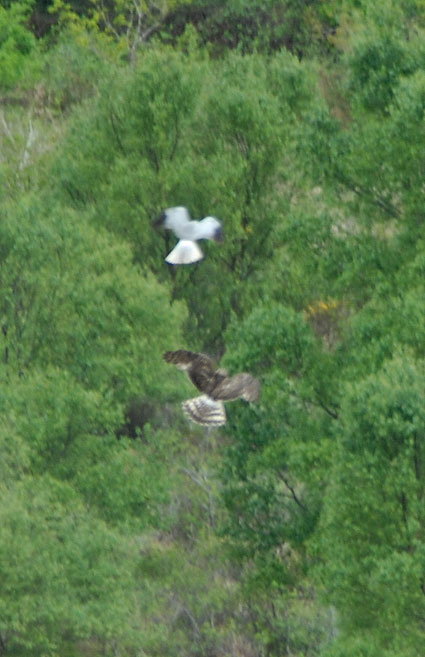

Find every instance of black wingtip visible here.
[153,211,166,230]
[214,226,224,243]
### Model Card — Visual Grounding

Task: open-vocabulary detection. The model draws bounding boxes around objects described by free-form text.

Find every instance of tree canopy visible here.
[0,0,425,655]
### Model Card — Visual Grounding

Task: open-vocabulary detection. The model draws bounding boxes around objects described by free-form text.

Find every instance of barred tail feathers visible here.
[182,395,226,426]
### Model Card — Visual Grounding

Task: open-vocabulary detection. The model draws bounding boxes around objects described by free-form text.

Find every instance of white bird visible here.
[155,206,224,265]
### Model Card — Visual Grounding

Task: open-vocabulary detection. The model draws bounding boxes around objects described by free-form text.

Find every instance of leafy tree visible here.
[1,2,425,655]
[0,0,40,89]
[209,301,338,655]
[51,47,318,350]
[162,0,347,56]
[0,195,186,401]
[314,354,425,656]
[0,179,190,653]
[220,300,338,549]
[302,1,425,256]
[50,0,194,59]
[0,367,180,529]
[41,26,117,110]
[0,475,141,655]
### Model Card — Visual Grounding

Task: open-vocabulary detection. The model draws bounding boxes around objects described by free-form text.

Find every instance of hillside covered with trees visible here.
[0,0,424,655]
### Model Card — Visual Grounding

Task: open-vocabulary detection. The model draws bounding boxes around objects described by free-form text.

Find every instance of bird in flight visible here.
[164,349,260,426]
[155,206,223,265]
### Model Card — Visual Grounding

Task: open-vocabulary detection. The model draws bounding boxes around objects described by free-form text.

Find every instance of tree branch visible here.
[180,466,216,527]
[278,472,308,511]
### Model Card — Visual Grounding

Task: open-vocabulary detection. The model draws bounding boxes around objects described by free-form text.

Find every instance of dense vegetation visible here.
[1,0,424,655]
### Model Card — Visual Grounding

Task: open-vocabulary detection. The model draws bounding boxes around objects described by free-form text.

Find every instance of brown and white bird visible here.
[164,349,260,426]
[155,206,223,265]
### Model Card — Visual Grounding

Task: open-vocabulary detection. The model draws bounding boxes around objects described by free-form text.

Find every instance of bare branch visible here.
[19,118,37,171]
[278,472,308,511]
[180,466,216,527]
[0,111,15,146]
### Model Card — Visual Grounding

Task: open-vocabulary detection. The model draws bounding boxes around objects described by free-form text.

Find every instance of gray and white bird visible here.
[164,349,260,426]
[155,206,223,265]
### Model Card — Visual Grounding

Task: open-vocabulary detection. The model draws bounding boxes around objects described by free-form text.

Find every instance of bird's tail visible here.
[165,240,204,265]
[182,395,226,426]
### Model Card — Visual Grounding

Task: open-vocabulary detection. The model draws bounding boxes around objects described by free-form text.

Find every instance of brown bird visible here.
[164,349,260,426]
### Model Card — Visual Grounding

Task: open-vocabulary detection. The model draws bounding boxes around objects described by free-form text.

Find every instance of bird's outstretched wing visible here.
[157,207,191,236]
[163,350,217,394]
[211,372,261,402]
[196,217,224,242]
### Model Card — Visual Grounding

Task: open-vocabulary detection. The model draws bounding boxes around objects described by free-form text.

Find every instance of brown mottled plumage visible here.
[164,350,260,426]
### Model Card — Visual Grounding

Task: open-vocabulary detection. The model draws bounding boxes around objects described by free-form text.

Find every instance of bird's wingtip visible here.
[153,211,167,230]
[214,226,224,243]
[244,378,261,402]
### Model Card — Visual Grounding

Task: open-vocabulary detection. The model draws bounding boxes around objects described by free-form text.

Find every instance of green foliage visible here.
[0,0,40,89]
[42,27,117,110]
[1,2,425,654]
[342,1,425,113]
[52,47,317,350]
[214,302,337,655]
[0,368,179,530]
[0,195,186,400]
[164,0,347,56]
[50,0,194,59]
[53,48,201,239]
[0,476,140,655]
[314,355,425,653]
